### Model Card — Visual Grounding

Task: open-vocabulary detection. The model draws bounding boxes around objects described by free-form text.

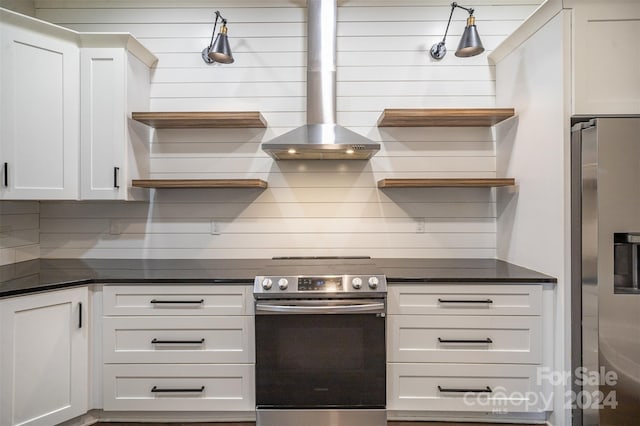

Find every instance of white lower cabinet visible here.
[102,284,255,413]
[0,287,88,426]
[387,283,550,419]
[388,363,545,412]
[102,315,254,364]
[387,283,542,316]
[388,315,542,364]
[103,364,254,411]
[103,285,250,316]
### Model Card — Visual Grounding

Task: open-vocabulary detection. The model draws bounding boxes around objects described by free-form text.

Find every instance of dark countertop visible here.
[374,258,557,283]
[0,258,556,298]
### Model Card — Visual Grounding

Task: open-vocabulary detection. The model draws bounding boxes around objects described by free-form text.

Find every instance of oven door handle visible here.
[255,302,385,315]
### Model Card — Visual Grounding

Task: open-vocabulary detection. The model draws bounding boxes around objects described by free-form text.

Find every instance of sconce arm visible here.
[208,10,228,49]
[439,2,474,45]
[453,2,474,16]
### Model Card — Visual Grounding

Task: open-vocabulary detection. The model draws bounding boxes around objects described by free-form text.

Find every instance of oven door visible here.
[254,299,386,409]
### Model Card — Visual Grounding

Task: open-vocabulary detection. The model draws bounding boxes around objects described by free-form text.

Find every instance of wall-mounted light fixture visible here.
[202,10,234,64]
[430,2,484,60]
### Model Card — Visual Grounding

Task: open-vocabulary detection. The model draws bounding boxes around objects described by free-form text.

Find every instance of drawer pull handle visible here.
[437,298,493,304]
[150,299,204,305]
[151,386,205,393]
[438,386,492,393]
[438,338,493,344]
[152,338,205,345]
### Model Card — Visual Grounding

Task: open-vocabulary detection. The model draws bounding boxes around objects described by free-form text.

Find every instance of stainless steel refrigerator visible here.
[571,117,640,426]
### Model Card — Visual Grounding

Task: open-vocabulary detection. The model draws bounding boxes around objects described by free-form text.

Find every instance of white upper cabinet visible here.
[0,8,156,201]
[0,10,80,200]
[491,0,640,116]
[572,2,640,115]
[80,38,155,201]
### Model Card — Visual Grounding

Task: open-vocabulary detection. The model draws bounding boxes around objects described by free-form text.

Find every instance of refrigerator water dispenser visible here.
[613,232,640,292]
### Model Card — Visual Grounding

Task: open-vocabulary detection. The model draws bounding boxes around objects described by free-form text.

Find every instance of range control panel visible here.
[298,276,343,291]
[253,274,387,298]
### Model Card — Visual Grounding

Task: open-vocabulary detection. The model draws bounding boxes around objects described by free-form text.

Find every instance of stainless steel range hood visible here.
[261,0,380,160]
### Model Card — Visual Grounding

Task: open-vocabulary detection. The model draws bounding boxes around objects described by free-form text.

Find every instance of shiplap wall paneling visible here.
[39,190,498,259]
[0,201,40,265]
[37,1,540,259]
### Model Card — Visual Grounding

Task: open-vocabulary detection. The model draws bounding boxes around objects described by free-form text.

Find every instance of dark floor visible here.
[96,422,539,426]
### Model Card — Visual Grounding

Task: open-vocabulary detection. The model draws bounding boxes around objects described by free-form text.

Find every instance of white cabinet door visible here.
[573,2,640,114]
[388,284,542,316]
[0,287,88,426]
[387,363,546,412]
[80,48,126,200]
[103,285,252,316]
[103,363,255,412]
[0,18,79,200]
[80,48,150,201]
[387,315,543,364]
[103,315,255,364]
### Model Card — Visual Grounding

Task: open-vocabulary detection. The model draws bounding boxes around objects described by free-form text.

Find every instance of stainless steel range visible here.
[253,257,387,426]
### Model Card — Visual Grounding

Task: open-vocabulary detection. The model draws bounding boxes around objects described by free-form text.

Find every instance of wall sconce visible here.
[201,10,234,64]
[430,2,484,60]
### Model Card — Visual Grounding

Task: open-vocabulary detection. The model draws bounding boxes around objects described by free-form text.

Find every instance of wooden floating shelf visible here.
[131,111,267,129]
[377,178,516,188]
[131,179,268,189]
[377,108,516,127]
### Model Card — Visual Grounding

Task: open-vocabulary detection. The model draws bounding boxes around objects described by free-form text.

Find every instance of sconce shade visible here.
[208,25,234,64]
[455,16,484,57]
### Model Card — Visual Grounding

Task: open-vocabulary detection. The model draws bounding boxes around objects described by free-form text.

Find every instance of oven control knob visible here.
[368,276,379,289]
[352,277,362,289]
[278,278,289,290]
[262,278,273,290]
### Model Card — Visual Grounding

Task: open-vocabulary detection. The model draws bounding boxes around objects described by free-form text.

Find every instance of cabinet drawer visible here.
[387,315,542,364]
[103,316,254,364]
[103,285,252,316]
[388,284,541,316]
[387,363,547,412]
[103,364,254,411]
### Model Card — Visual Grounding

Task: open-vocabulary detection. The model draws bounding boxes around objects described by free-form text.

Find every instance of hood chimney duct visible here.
[307,0,336,125]
[261,0,380,160]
